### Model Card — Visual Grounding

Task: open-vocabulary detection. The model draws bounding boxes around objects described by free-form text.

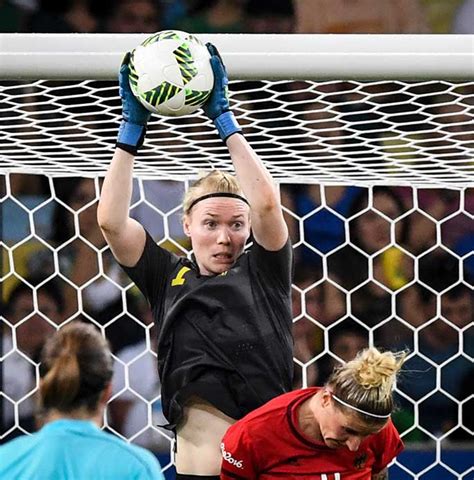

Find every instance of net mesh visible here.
[1,75,473,479]
[1,79,473,185]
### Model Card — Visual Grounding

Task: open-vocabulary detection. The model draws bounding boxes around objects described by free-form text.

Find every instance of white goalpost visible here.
[1,33,472,80]
[1,34,473,478]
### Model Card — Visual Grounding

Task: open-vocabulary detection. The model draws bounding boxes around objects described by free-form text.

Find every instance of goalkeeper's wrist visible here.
[214,111,242,142]
[116,120,146,155]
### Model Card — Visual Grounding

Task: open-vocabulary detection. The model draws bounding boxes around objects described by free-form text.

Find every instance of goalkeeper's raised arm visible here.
[202,43,289,252]
[97,53,148,268]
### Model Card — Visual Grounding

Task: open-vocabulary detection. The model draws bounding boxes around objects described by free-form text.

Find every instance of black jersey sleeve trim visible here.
[119,229,178,309]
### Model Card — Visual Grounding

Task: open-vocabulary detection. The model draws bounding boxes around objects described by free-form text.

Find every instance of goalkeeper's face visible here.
[183,197,251,276]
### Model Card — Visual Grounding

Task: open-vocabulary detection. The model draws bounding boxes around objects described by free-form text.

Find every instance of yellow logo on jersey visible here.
[171,266,191,286]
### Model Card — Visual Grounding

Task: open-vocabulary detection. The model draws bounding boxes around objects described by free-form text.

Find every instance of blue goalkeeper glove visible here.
[203,43,242,142]
[116,52,151,155]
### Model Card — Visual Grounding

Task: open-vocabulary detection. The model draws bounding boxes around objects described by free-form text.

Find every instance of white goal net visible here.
[1,34,473,479]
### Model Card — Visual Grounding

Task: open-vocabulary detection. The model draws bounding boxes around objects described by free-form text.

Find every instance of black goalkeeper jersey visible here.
[121,231,293,429]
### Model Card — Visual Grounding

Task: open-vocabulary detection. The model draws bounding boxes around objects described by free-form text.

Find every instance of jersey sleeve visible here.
[372,419,404,473]
[220,422,259,479]
[119,230,178,310]
[249,237,293,293]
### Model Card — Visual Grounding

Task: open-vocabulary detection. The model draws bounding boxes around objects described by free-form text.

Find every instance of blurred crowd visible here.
[2,179,472,452]
[1,0,473,468]
[0,0,473,34]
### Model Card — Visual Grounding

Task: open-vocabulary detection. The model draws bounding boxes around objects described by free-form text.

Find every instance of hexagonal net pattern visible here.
[1,79,473,479]
[2,175,473,477]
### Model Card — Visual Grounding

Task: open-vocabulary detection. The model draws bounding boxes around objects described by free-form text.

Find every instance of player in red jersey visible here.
[220,347,406,480]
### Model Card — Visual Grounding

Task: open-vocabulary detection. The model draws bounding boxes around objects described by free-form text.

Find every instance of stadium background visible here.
[1,1,473,479]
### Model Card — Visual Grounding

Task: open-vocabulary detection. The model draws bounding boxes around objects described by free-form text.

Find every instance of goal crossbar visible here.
[0,34,473,80]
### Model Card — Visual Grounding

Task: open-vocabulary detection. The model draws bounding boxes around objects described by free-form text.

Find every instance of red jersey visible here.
[220,388,404,480]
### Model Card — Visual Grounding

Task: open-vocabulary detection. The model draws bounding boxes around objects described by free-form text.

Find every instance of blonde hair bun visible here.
[351,347,406,390]
[328,346,408,421]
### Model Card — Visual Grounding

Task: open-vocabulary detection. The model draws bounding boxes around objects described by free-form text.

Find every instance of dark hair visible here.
[418,251,462,295]
[188,0,218,15]
[348,187,410,248]
[246,0,294,15]
[39,0,104,15]
[39,321,113,414]
[329,322,367,348]
[6,277,64,317]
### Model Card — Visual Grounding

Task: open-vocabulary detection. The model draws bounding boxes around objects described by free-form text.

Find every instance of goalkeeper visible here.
[98,44,293,479]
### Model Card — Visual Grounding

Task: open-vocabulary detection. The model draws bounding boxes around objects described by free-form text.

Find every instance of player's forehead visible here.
[337,409,386,436]
[192,197,250,218]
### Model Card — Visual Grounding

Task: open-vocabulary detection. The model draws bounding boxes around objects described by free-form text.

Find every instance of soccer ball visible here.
[129,30,214,117]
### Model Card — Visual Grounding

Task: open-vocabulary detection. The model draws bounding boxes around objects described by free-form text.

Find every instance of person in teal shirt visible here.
[0,321,164,480]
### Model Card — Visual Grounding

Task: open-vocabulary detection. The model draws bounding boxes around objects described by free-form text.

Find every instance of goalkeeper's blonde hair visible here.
[328,347,407,424]
[182,170,244,216]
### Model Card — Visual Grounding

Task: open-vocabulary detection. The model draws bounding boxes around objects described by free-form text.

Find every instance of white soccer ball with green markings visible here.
[129,30,214,117]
